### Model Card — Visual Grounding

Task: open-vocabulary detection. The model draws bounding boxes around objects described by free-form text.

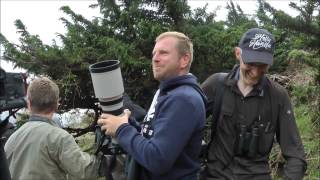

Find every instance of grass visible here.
[270,104,320,180]
[295,105,320,179]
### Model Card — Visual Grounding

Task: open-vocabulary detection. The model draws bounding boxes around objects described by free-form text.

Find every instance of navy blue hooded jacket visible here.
[116,74,207,180]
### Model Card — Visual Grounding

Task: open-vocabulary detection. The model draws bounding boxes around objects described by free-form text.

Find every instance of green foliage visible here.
[14,112,29,129]
[268,104,320,179]
[1,0,319,178]
[291,85,317,105]
[294,105,320,179]
[288,49,320,84]
[291,83,320,129]
[226,1,251,26]
[0,0,318,122]
[288,50,320,130]
[2,0,317,110]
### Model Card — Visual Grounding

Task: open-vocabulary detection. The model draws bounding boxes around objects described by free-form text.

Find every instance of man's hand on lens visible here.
[98,109,131,137]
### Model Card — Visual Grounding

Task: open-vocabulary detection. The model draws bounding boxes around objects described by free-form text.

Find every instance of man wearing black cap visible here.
[201,28,307,180]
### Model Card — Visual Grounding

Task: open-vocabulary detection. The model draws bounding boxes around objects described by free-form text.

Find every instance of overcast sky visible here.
[0,0,299,72]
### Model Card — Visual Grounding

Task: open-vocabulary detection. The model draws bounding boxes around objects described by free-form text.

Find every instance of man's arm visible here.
[276,89,307,180]
[50,130,102,179]
[115,95,201,175]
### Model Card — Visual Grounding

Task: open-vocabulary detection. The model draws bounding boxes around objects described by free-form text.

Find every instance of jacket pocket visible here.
[258,131,275,155]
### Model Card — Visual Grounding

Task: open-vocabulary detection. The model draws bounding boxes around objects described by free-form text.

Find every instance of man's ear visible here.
[235,47,241,62]
[26,99,31,111]
[55,102,59,111]
[180,53,191,69]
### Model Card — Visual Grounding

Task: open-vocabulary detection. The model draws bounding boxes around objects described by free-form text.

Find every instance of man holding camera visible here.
[201,28,307,180]
[5,77,103,180]
[98,31,207,179]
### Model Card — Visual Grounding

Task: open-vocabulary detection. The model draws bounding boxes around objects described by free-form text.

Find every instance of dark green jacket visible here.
[201,65,306,180]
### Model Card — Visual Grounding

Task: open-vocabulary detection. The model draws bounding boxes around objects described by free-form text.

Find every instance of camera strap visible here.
[250,80,273,132]
[210,73,228,137]
[248,96,264,129]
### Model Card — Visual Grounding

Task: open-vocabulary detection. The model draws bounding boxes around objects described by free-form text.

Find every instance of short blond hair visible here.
[156,31,193,70]
[27,77,59,114]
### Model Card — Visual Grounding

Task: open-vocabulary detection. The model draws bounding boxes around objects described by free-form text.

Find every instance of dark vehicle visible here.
[0,68,27,112]
[0,67,28,180]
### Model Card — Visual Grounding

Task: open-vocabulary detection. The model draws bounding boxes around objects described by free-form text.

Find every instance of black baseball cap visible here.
[238,28,275,65]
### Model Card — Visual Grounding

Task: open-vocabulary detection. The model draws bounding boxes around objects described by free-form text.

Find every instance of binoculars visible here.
[235,124,259,158]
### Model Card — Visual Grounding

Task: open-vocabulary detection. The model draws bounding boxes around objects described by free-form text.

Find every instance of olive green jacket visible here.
[5,115,101,180]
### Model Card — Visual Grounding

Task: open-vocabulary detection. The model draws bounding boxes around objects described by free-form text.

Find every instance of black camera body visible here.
[0,68,27,113]
[0,67,27,135]
[0,67,27,145]
[235,124,260,158]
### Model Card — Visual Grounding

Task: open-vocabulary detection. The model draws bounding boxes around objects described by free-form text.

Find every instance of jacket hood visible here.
[159,74,208,105]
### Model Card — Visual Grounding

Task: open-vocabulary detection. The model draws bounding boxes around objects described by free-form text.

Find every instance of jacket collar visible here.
[159,73,197,92]
[29,114,59,127]
[158,73,207,104]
